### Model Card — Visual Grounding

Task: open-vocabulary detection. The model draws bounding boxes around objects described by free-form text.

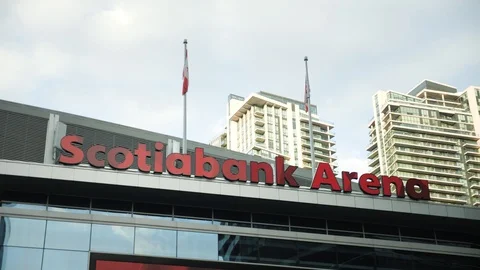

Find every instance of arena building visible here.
[0,99,479,270]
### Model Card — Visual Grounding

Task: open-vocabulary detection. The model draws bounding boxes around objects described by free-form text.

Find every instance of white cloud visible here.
[0,0,478,161]
[33,43,73,77]
[10,0,94,33]
[337,157,370,176]
[0,43,73,100]
[0,48,29,91]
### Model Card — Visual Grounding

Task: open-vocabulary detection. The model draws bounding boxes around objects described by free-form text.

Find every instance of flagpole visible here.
[183,39,188,154]
[305,56,316,177]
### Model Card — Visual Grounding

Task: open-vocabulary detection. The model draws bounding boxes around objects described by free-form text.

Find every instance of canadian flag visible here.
[304,72,310,112]
[182,46,189,95]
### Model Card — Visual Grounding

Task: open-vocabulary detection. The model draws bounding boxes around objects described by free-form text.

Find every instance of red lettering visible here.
[57,136,430,202]
[359,173,381,195]
[86,145,106,168]
[250,162,274,185]
[222,159,247,182]
[311,162,341,191]
[134,143,151,173]
[166,153,191,176]
[381,176,405,198]
[341,171,357,193]
[194,148,219,179]
[107,147,134,170]
[275,156,299,187]
[154,142,164,174]
[59,135,84,165]
[406,179,430,200]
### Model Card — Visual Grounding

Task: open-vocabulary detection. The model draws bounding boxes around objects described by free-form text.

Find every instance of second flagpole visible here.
[305,56,316,178]
[183,39,188,154]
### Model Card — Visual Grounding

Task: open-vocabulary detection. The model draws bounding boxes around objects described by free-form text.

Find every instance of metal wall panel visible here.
[0,110,47,163]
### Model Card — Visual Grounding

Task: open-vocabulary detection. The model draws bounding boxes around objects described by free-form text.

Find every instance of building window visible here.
[134,227,177,257]
[42,250,89,270]
[45,220,91,251]
[91,224,134,254]
[177,231,218,260]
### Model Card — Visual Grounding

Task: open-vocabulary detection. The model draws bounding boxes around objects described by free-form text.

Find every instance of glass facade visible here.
[1,216,479,270]
[2,192,480,251]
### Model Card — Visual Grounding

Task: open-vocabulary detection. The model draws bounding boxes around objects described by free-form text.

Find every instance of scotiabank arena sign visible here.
[59,135,430,201]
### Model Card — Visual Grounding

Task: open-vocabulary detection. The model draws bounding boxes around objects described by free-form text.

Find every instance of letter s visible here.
[59,135,84,165]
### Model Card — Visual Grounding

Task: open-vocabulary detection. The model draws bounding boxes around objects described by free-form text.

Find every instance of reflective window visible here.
[213,219,251,228]
[291,216,326,234]
[45,221,91,251]
[1,191,47,205]
[91,224,134,254]
[411,252,454,270]
[252,213,289,231]
[177,231,218,260]
[42,249,88,270]
[134,227,176,257]
[0,246,43,270]
[175,206,211,219]
[174,206,212,224]
[91,198,131,217]
[214,209,250,223]
[218,235,258,263]
[1,217,46,248]
[48,195,90,214]
[364,223,400,241]
[297,241,337,269]
[48,206,89,214]
[435,230,479,248]
[258,238,297,266]
[375,248,413,270]
[252,213,288,225]
[0,202,46,211]
[400,227,435,244]
[290,216,325,228]
[91,210,131,217]
[133,202,172,218]
[328,220,364,237]
[337,245,375,269]
[174,217,212,224]
[133,214,172,221]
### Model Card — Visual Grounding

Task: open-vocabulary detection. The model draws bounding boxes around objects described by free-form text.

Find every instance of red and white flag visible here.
[182,46,189,95]
[304,72,310,112]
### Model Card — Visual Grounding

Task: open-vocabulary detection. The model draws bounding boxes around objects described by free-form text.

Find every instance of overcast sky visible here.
[1,0,479,174]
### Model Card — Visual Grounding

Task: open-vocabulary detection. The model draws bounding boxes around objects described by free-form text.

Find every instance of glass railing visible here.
[394,156,458,167]
[389,131,458,143]
[395,172,464,185]
[301,140,330,148]
[392,121,478,137]
[393,148,459,159]
[388,138,459,151]
[393,164,461,176]
[299,123,329,133]
[427,184,466,193]
[466,157,480,162]
[302,149,329,156]
[300,133,329,140]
